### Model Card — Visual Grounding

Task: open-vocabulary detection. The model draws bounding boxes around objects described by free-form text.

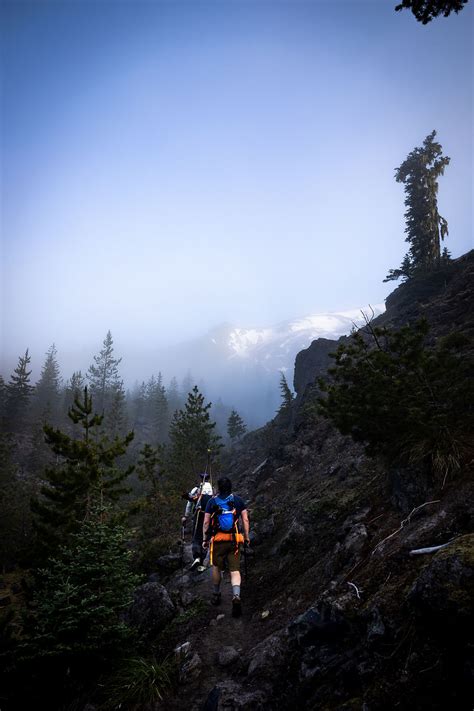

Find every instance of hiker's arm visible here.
[202,513,211,548]
[241,509,250,543]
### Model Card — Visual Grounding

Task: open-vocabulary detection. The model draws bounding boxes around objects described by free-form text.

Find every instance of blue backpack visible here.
[214,494,237,532]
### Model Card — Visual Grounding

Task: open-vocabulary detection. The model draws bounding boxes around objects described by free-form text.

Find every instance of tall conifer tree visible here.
[33,344,62,425]
[5,349,34,431]
[31,387,134,555]
[168,385,222,483]
[385,131,450,282]
[227,409,247,444]
[87,331,125,434]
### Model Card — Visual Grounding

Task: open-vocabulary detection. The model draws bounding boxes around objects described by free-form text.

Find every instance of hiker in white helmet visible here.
[182,472,213,570]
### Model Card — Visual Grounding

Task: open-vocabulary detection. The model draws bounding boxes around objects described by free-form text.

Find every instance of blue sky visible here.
[1,0,472,380]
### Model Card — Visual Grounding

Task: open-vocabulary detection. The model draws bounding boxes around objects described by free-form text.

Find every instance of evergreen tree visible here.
[148,373,168,444]
[31,387,134,555]
[317,321,474,483]
[0,434,34,570]
[181,371,193,400]
[87,331,125,434]
[385,131,450,282]
[0,375,6,428]
[108,380,127,438]
[33,344,62,425]
[137,443,165,495]
[5,349,34,431]
[131,381,148,432]
[168,385,222,482]
[21,503,140,673]
[62,371,86,432]
[134,443,169,572]
[227,409,247,444]
[395,0,469,23]
[278,372,294,414]
[166,377,181,423]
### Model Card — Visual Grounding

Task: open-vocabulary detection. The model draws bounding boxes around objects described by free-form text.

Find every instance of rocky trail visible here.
[159,539,276,710]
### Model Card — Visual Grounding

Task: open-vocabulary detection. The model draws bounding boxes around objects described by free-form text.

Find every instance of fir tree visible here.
[385,131,450,282]
[278,372,294,414]
[0,434,34,570]
[227,409,247,444]
[0,375,6,428]
[181,371,193,400]
[5,349,34,431]
[131,381,148,432]
[31,387,134,555]
[87,331,123,420]
[137,443,165,494]
[148,373,168,444]
[395,0,469,24]
[21,503,140,673]
[166,377,181,425]
[33,344,62,425]
[168,385,222,482]
[108,380,127,438]
[62,371,86,432]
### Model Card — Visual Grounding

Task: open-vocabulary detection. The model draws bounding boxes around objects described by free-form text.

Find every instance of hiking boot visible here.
[189,558,201,571]
[211,591,222,606]
[232,595,242,618]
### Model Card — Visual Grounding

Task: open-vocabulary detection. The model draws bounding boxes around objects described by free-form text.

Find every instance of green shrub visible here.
[318,320,473,483]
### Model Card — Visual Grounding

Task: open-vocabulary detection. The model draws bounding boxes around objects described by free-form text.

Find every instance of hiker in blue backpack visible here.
[202,476,250,618]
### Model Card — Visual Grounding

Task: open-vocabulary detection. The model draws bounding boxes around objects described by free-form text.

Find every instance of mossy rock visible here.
[410,534,474,630]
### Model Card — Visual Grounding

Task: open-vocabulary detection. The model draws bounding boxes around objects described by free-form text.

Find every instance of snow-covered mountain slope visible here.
[209,305,385,372]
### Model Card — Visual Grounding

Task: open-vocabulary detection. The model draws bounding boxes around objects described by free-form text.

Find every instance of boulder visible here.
[274,519,306,555]
[203,681,269,710]
[155,553,182,572]
[287,601,349,646]
[181,652,202,682]
[342,524,368,556]
[366,606,385,642]
[216,645,240,667]
[126,582,175,638]
[410,534,474,634]
[247,630,287,678]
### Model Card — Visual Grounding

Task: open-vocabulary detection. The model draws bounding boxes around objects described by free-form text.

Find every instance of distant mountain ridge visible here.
[149,305,385,427]
[219,306,385,369]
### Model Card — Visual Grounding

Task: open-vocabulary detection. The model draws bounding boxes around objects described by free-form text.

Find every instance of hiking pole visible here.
[243,541,249,581]
[207,448,213,491]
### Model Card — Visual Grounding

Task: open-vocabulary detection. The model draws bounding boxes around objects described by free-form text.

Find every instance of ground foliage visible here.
[317,318,473,483]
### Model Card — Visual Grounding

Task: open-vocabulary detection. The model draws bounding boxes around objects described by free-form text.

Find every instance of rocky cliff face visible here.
[294,250,474,401]
[150,253,473,711]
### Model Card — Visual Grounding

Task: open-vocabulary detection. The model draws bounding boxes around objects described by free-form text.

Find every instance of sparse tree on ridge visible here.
[385,131,450,282]
[395,0,469,24]
[278,372,294,414]
[227,409,247,444]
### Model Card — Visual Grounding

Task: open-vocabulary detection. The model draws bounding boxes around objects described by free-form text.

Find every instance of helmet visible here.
[199,472,210,480]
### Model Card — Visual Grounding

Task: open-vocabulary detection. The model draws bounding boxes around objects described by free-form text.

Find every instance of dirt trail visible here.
[166,543,266,710]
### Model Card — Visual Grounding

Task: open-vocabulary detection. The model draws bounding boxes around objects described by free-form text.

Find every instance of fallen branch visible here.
[347,581,362,599]
[409,537,458,556]
[371,500,440,556]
